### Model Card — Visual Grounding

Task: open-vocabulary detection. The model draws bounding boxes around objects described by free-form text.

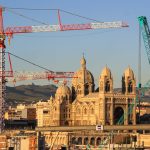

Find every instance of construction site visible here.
[0,1,149,150]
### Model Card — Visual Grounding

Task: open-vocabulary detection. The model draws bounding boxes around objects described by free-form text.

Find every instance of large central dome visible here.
[72,56,94,86]
[71,56,95,97]
[72,69,94,86]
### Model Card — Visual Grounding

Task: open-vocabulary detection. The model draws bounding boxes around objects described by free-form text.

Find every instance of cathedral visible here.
[36,56,136,127]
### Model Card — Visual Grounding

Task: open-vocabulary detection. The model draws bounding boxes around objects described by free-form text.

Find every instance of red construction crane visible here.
[0,6,129,132]
[4,9,129,42]
[8,71,76,85]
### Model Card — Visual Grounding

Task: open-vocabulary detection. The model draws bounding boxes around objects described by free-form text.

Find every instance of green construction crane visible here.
[138,16,150,121]
[138,16,150,89]
[138,16,150,66]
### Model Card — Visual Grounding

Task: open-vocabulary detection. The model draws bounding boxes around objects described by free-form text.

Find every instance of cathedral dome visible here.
[56,84,71,96]
[101,66,112,78]
[72,56,94,86]
[72,69,94,85]
[124,66,134,78]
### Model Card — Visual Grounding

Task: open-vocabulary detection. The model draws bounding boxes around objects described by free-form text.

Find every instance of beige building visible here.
[136,102,150,116]
[36,56,138,148]
[5,104,36,120]
[36,56,136,127]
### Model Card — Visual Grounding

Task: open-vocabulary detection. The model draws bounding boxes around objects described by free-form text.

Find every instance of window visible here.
[91,108,94,114]
[43,110,49,114]
[84,108,87,115]
[128,81,133,93]
[105,80,110,92]
[77,108,81,114]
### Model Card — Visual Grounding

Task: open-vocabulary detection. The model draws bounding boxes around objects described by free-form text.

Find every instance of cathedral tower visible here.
[55,84,72,126]
[99,66,113,125]
[122,66,136,94]
[99,66,113,94]
[72,56,95,99]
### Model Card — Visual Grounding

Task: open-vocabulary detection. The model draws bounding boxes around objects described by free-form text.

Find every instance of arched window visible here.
[71,137,76,144]
[78,137,82,145]
[128,80,133,93]
[76,106,81,114]
[91,107,94,114]
[84,108,87,114]
[90,137,95,145]
[77,85,81,94]
[122,77,125,93]
[105,80,110,92]
[84,137,89,145]
[72,86,76,100]
[65,121,69,126]
[96,137,101,146]
[77,107,81,114]
[85,84,89,95]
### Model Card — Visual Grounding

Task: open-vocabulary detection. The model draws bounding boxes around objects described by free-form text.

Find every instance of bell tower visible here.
[99,66,113,94]
[99,66,113,125]
[122,66,136,94]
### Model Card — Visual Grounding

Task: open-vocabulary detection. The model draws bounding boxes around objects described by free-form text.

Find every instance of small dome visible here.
[124,66,134,78]
[101,66,112,78]
[56,84,71,96]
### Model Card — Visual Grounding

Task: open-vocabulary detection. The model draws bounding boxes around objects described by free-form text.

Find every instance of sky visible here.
[0,0,150,88]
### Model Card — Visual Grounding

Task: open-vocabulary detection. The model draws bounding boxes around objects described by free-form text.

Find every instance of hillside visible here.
[5,85,150,107]
[6,84,57,106]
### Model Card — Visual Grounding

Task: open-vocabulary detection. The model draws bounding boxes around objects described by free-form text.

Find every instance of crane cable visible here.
[4,7,49,25]
[4,6,103,23]
[3,6,120,38]
[6,52,54,73]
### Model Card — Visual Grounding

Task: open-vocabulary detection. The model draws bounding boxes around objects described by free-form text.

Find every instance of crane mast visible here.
[0,6,129,133]
[0,6,5,133]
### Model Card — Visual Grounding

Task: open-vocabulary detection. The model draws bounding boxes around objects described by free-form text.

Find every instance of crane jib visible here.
[4,21,128,35]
